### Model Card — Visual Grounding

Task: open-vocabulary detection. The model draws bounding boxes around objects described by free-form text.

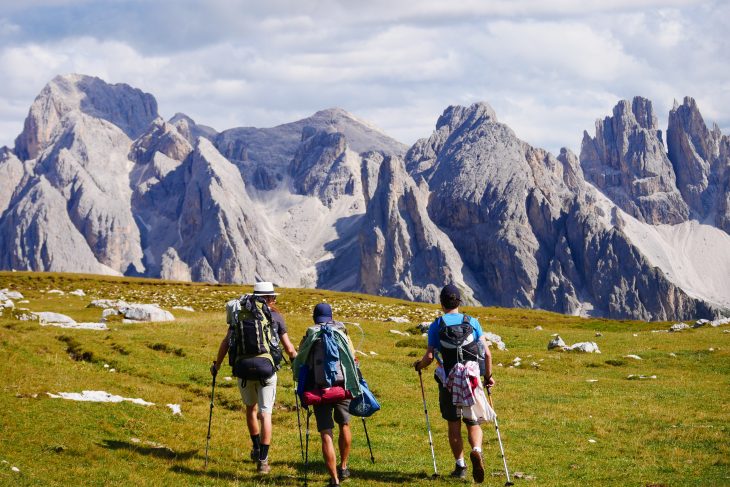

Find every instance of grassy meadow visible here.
[0,271,728,486]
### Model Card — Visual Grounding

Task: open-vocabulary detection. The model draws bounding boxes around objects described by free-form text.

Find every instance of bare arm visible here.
[211,329,231,376]
[481,335,495,386]
[279,332,297,360]
[414,346,436,371]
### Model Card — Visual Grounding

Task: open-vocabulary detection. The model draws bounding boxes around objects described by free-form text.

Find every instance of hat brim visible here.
[314,316,332,324]
[253,291,280,296]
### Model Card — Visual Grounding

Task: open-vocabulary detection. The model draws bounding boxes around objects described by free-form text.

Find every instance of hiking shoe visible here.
[450,465,467,479]
[257,457,270,474]
[337,466,350,480]
[326,480,340,487]
[249,448,259,461]
[470,450,485,483]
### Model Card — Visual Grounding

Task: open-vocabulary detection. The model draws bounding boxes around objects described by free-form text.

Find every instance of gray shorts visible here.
[313,400,351,432]
[238,374,277,413]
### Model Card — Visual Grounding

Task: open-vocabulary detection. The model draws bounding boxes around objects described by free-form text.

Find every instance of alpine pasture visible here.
[0,272,727,486]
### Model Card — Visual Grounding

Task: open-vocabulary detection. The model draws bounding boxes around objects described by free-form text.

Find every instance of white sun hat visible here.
[253,281,279,296]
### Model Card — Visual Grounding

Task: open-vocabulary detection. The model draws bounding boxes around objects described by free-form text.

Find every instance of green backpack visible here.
[227,295,281,380]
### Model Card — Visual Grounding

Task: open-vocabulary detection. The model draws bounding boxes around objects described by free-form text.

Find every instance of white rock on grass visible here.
[2,299,14,309]
[11,466,19,473]
[47,289,65,295]
[172,306,194,312]
[102,308,119,318]
[1,290,24,300]
[119,304,174,322]
[547,335,567,350]
[534,325,543,331]
[88,299,129,309]
[167,404,182,415]
[484,332,507,350]
[624,354,642,360]
[69,289,86,297]
[47,390,154,406]
[33,312,76,325]
[669,323,690,332]
[386,316,409,323]
[568,342,601,353]
[627,374,657,380]
[389,329,409,336]
[711,317,730,327]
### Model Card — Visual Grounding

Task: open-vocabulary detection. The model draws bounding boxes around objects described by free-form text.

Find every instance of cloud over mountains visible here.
[0,1,728,154]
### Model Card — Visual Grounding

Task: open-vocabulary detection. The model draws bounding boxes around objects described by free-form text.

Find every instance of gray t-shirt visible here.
[270,309,287,339]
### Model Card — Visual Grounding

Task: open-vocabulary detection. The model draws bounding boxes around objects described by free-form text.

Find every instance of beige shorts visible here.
[238,374,277,413]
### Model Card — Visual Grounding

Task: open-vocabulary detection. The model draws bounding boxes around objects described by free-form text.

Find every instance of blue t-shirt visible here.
[427,313,483,350]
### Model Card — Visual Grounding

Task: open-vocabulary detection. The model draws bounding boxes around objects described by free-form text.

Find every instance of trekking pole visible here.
[304,409,312,487]
[361,417,375,464]
[205,362,217,468]
[417,369,439,478]
[487,387,514,486]
[294,385,304,461]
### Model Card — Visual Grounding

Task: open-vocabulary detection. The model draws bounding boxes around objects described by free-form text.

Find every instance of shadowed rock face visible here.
[580,97,689,224]
[667,97,730,234]
[359,155,478,304]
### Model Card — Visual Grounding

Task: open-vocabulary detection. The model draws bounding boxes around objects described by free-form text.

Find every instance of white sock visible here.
[456,457,466,468]
[472,447,482,453]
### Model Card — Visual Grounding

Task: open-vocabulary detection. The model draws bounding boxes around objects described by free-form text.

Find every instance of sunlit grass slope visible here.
[0,272,728,486]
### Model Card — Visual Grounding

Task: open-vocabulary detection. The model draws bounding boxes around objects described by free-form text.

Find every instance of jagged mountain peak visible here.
[14,73,158,160]
[436,102,498,131]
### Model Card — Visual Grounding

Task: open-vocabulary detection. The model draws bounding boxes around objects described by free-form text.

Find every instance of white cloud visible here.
[0,1,728,154]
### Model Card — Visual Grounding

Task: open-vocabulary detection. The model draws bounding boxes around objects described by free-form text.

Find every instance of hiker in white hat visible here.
[211,281,297,474]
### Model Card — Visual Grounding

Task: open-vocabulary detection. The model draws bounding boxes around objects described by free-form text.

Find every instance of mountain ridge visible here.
[1,73,728,321]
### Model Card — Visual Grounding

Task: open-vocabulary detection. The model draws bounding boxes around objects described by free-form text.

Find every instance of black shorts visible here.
[313,400,351,432]
[438,384,479,426]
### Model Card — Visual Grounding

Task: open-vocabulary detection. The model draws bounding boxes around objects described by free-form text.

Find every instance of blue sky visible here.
[0,0,728,154]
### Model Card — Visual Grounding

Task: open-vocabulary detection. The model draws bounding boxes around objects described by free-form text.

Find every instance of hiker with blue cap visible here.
[293,303,359,487]
[414,284,495,483]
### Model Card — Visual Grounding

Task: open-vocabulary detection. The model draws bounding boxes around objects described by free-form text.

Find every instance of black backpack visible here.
[227,295,282,380]
[438,314,482,376]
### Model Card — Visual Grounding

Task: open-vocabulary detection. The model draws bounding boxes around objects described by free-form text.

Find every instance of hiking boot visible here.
[257,457,270,474]
[249,448,259,461]
[470,450,485,483]
[326,480,340,487]
[450,465,467,479]
[337,466,350,480]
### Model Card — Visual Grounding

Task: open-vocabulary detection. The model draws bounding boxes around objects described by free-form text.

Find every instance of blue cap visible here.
[313,303,333,324]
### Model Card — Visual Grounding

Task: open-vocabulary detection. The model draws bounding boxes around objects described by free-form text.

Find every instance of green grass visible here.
[0,271,728,486]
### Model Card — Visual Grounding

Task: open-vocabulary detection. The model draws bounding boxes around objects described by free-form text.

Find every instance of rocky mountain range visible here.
[1,74,728,321]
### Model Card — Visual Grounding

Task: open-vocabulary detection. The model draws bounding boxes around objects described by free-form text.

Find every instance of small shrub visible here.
[605,359,626,367]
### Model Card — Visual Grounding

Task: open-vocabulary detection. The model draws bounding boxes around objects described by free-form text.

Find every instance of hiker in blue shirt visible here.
[414,284,495,483]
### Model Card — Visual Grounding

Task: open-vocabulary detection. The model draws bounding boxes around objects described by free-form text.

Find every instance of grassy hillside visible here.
[0,271,728,486]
